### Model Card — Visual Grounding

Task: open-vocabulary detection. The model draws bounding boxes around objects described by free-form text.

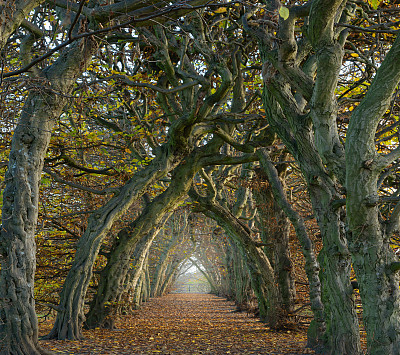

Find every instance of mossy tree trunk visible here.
[190,186,284,328]
[49,19,234,339]
[346,34,400,354]
[0,34,97,354]
[244,0,361,351]
[253,162,296,314]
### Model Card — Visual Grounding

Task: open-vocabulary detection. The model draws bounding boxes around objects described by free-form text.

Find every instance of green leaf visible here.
[369,0,379,9]
[41,178,51,186]
[279,6,290,20]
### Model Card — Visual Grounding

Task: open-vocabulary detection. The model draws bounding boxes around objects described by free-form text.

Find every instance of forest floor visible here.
[39,293,316,354]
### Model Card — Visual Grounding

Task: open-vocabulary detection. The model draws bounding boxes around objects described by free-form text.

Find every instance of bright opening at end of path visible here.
[173,258,211,294]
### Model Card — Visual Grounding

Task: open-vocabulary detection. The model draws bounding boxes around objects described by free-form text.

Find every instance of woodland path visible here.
[40,293,315,354]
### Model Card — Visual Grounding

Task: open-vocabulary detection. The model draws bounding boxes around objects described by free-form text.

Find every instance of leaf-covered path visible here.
[40,293,315,354]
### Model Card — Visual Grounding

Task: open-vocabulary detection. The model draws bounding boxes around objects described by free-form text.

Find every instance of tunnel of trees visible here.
[1,0,400,354]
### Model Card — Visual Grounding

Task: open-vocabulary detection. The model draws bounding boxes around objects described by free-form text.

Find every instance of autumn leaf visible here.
[214,7,227,14]
[39,294,317,354]
[279,6,290,20]
[369,0,380,9]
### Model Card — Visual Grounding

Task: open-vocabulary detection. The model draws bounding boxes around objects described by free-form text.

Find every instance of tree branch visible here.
[43,168,119,195]
[377,146,400,171]
[386,200,400,235]
[60,155,117,176]
[112,74,199,94]
[201,152,259,167]
[386,261,400,274]
[214,126,255,153]
[3,0,214,79]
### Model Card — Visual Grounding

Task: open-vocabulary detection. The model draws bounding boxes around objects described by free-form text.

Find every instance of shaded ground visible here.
[40,293,316,354]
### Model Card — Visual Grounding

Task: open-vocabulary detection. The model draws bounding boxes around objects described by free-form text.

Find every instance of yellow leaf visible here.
[214,7,227,13]
[350,53,359,57]
[368,0,379,9]
[279,6,290,20]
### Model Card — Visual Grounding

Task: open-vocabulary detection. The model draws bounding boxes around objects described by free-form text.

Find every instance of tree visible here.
[0,0,209,352]
[257,148,324,348]
[2,1,400,353]
[189,163,286,328]
[346,33,400,354]
[47,12,241,339]
[253,153,297,314]
[243,0,400,353]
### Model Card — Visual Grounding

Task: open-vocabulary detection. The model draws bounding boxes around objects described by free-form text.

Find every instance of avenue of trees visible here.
[1,0,400,354]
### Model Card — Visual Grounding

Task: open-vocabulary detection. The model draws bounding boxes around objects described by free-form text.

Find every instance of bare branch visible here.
[43,168,119,195]
[3,0,214,79]
[387,201,400,235]
[112,74,199,94]
[201,152,259,167]
[214,126,255,153]
[68,0,87,40]
[335,22,400,35]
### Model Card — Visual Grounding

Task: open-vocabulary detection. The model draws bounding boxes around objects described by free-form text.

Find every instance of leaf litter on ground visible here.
[40,293,316,354]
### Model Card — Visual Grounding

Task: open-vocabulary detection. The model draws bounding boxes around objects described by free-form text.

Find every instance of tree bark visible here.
[346,34,400,355]
[48,28,234,337]
[47,144,190,339]
[189,257,219,295]
[85,217,168,329]
[253,162,296,314]
[84,145,214,329]
[244,0,361,350]
[159,251,192,296]
[0,0,44,50]
[256,148,325,348]
[151,234,181,298]
[261,84,360,353]
[191,188,284,328]
[0,35,97,354]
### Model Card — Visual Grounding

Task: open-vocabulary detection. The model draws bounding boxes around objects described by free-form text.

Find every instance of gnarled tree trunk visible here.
[191,188,284,328]
[253,162,296,314]
[257,148,325,350]
[346,34,400,355]
[0,35,97,354]
[85,146,214,329]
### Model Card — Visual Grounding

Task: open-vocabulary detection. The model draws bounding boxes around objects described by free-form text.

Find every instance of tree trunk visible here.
[159,259,178,296]
[151,234,181,298]
[159,248,194,296]
[253,164,296,314]
[296,140,360,354]
[0,89,59,355]
[189,257,219,295]
[191,191,284,328]
[256,149,325,348]
[0,119,51,349]
[0,35,96,353]
[48,148,188,339]
[346,34,400,354]
[84,147,209,328]
[133,271,145,310]
[85,217,170,328]
[142,263,151,303]
[48,33,234,338]
[124,221,171,302]
[261,83,360,353]
[0,0,44,50]
[231,245,253,309]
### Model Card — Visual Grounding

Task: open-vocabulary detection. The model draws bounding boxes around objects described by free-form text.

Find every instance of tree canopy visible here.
[1,1,400,354]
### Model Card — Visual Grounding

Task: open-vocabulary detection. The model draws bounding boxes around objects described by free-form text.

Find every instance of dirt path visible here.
[40,293,315,354]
